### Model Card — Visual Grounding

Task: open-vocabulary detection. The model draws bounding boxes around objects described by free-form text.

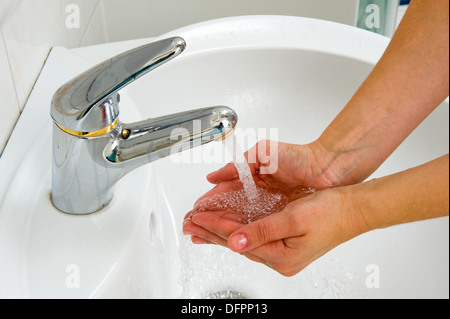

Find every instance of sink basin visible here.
[0,16,448,299]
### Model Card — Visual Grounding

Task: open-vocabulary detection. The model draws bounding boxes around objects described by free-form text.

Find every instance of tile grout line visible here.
[98,0,109,44]
[0,42,52,157]
[0,31,21,157]
[79,0,106,47]
[1,31,21,114]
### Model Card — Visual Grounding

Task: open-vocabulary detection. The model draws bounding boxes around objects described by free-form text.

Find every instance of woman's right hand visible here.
[206,139,346,194]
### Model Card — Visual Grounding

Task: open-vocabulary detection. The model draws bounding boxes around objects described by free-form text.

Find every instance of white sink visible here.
[0,16,448,299]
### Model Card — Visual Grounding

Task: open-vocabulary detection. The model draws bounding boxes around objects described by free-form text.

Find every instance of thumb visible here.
[227,206,301,253]
[206,162,239,184]
[207,142,264,184]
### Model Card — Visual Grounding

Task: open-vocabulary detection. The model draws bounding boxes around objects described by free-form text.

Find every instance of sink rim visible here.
[161,15,391,65]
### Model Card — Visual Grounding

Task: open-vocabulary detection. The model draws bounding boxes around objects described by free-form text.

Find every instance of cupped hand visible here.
[183,186,368,277]
[206,140,342,192]
[183,140,342,241]
[182,140,363,276]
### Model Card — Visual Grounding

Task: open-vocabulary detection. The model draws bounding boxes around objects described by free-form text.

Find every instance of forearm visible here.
[316,0,449,186]
[348,154,449,233]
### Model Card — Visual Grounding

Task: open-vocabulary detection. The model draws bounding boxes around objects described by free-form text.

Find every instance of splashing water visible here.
[225,136,258,203]
[189,136,315,223]
[188,135,317,224]
[193,187,289,224]
[179,136,356,298]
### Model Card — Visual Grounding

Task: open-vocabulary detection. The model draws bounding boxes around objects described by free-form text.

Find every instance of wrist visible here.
[337,184,373,240]
[307,139,364,188]
[343,155,450,232]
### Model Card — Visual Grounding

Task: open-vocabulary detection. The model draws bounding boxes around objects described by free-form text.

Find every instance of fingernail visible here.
[229,233,248,251]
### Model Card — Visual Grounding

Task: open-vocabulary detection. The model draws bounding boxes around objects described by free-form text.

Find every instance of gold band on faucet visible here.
[55,119,119,138]
[218,127,236,141]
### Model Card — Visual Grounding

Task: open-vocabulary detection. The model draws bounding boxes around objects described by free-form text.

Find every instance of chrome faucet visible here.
[50,37,238,215]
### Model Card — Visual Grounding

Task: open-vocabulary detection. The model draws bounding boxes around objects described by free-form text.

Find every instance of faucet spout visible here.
[51,105,237,215]
[105,106,237,166]
[50,37,238,215]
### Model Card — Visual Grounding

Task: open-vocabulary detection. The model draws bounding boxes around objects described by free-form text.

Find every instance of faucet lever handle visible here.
[50,37,186,134]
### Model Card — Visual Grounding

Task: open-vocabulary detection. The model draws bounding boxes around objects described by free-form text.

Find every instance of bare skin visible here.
[183,0,449,276]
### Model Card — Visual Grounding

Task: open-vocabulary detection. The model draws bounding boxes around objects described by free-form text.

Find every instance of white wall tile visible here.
[101,0,359,42]
[63,0,103,48]
[1,0,103,111]
[0,32,20,155]
[80,0,108,46]
[0,0,105,155]
[0,0,23,29]
[2,0,63,109]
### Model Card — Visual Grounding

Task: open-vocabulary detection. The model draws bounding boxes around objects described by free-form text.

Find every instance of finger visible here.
[183,210,193,222]
[191,236,209,245]
[191,236,215,245]
[241,251,270,266]
[190,212,280,268]
[193,181,242,209]
[227,205,303,253]
[191,212,244,240]
[183,219,229,247]
[207,143,263,184]
[206,162,239,184]
[243,239,290,268]
[254,140,280,175]
[240,246,299,276]
[193,209,244,223]
[191,237,274,271]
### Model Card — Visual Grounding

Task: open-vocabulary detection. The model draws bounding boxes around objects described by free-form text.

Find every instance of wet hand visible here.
[183,140,341,246]
[183,187,368,277]
[206,140,341,192]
